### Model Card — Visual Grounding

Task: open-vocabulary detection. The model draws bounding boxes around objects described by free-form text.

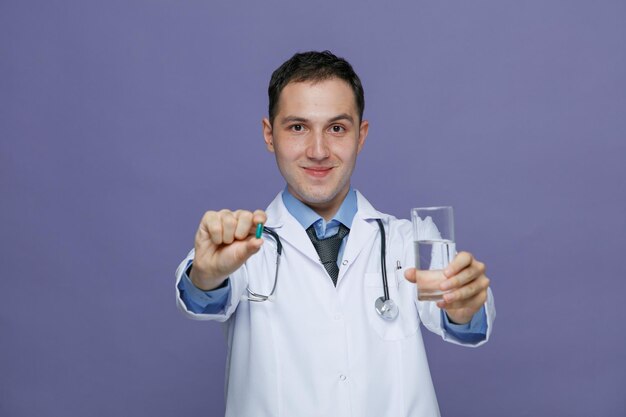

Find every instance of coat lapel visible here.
[337,191,385,283]
[264,192,320,264]
[264,190,389,284]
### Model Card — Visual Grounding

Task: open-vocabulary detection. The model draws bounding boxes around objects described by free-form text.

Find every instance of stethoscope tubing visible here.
[248,221,398,320]
[375,219,390,302]
[246,226,282,302]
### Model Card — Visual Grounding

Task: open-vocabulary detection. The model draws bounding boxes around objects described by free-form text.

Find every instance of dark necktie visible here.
[306,223,350,286]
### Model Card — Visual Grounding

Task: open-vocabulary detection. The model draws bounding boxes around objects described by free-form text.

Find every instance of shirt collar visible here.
[281,187,358,231]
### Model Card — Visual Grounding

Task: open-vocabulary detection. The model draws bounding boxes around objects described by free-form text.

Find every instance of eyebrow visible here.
[329,113,355,124]
[279,113,355,126]
[280,116,308,125]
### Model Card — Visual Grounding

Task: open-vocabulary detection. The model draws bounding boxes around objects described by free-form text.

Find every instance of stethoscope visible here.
[246,219,399,321]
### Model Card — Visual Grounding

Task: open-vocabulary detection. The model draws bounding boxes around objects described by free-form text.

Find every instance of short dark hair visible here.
[268,50,365,124]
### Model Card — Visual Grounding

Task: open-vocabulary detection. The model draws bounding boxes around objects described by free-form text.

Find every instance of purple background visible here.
[2,1,625,416]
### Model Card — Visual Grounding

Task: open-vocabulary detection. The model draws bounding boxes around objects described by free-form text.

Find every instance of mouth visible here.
[302,166,333,178]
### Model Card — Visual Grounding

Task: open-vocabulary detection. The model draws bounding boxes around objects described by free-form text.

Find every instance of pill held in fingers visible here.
[256,223,263,239]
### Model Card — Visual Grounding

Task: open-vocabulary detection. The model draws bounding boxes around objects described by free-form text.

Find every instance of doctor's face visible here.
[262,78,369,219]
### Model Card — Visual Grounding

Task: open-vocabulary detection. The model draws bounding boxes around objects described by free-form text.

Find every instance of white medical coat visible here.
[176,191,496,417]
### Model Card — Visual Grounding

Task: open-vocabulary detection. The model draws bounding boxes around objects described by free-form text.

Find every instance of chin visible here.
[296,184,344,206]
[303,194,334,206]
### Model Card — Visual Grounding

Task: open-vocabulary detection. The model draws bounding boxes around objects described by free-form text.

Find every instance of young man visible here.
[176,51,495,417]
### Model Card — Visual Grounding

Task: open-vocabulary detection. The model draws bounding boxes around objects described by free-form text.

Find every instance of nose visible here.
[306,131,330,160]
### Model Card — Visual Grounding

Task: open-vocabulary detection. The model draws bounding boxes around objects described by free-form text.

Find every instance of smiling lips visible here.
[303,166,333,178]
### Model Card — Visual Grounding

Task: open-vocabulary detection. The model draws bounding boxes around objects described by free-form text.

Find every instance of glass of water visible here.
[411,206,456,302]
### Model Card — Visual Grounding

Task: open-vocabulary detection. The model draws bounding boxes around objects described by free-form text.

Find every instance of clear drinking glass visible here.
[411,206,456,302]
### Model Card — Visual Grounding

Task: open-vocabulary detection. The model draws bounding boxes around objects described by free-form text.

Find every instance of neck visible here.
[290,187,350,222]
[311,206,340,223]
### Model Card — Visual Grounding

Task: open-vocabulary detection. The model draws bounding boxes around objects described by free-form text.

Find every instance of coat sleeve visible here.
[417,288,495,347]
[174,248,248,322]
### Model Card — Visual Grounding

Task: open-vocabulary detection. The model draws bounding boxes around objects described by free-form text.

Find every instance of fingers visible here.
[220,210,238,244]
[198,209,268,246]
[443,251,474,278]
[197,211,221,245]
[438,253,488,307]
[233,210,254,240]
[440,255,486,291]
[404,253,490,324]
[437,289,487,323]
[252,209,267,227]
[439,275,490,307]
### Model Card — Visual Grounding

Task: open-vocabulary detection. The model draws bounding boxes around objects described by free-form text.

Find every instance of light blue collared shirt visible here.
[177,187,487,343]
[281,186,357,263]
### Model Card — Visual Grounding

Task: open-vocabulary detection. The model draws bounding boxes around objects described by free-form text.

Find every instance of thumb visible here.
[229,237,264,264]
[243,237,264,257]
[404,267,416,283]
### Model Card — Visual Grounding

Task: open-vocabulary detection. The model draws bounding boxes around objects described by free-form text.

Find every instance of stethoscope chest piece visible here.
[375,296,399,321]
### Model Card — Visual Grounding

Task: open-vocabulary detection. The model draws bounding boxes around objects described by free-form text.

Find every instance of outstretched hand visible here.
[404,251,490,324]
[190,209,267,291]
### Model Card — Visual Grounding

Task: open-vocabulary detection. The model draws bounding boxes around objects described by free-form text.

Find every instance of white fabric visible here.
[175,191,496,417]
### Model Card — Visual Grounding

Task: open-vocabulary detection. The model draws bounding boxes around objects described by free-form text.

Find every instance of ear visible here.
[356,119,369,154]
[262,118,275,153]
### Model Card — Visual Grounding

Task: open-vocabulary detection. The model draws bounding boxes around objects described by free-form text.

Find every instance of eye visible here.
[330,125,345,133]
[291,124,304,132]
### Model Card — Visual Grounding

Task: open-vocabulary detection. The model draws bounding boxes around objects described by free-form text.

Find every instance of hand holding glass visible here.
[411,207,456,302]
